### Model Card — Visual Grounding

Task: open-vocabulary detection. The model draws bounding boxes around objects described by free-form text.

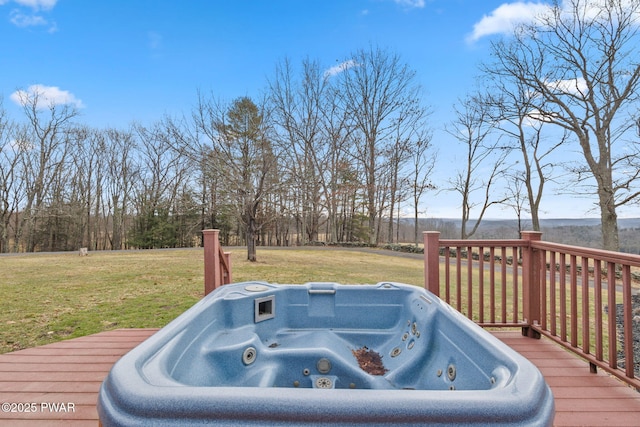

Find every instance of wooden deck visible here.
[0,329,639,426]
[0,329,158,427]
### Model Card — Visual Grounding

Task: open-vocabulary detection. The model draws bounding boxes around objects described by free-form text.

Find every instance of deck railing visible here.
[202,229,232,295]
[423,230,640,391]
[200,228,639,390]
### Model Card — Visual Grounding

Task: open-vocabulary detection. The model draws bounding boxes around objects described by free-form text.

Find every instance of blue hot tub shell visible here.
[98,282,554,426]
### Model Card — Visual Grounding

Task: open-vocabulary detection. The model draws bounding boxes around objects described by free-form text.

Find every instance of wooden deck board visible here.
[494,331,640,426]
[0,329,639,426]
[0,329,158,427]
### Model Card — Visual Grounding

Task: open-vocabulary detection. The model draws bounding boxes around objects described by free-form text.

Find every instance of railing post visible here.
[203,229,221,296]
[521,231,543,338]
[423,231,441,296]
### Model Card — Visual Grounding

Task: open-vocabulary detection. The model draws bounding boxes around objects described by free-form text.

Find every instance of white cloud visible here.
[323,60,358,79]
[10,85,84,109]
[467,2,550,42]
[524,108,557,124]
[469,0,640,43]
[557,0,640,23]
[3,0,57,10]
[3,0,58,31]
[545,77,589,97]
[9,136,34,152]
[393,0,425,8]
[9,9,47,26]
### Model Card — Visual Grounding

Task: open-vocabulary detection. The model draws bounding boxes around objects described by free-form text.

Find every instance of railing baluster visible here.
[490,247,496,324]
[540,249,548,331]
[570,255,578,348]
[479,246,484,324]
[622,265,634,379]
[607,261,617,370]
[456,247,462,312]
[581,256,590,355]
[467,245,473,320]
[445,245,451,303]
[501,246,507,323]
[594,260,603,362]
[560,253,567,342]
[512,245,519,323]
[550,251,557,337]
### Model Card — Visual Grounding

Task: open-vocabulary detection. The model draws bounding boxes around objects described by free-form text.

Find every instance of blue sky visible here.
[0,0,502,126]
[0,0,627,220]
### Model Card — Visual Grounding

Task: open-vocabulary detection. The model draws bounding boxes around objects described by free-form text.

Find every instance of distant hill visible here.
[408,217,640,254]
[429,217,640,229]
[492,217,640,229]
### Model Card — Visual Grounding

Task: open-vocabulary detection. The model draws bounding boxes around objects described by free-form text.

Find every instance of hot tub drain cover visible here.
[315,377,333,388]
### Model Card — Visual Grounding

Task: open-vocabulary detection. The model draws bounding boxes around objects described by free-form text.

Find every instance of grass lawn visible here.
[0,247,425,354]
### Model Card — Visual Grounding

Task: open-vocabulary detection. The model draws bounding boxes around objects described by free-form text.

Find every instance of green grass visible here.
[1,248,425,354]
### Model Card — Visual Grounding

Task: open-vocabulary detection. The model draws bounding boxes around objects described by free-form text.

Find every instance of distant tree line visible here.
[3,0,640,257]
[0,46,436,259]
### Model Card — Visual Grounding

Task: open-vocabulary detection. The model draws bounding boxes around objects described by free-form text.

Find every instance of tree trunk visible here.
[598,187,619,251]
[414,205,420,246]
[247,216,257,262]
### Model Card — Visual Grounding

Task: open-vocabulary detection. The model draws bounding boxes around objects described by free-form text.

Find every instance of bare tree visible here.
[64,126,107,250]
[383,96,429,243]
[194,95,279,261]
[319,84,356,243]
[503,171,530,234]
[408,129,436,244]
[129,120,191,248]
[447,95,509,239]
[101,127,137,250]
[485,0,640,250]
[338,45,425,244]
[0,99,23,252]
[269,57,327,243]
[12,88,79,251]
[478,84,565,231]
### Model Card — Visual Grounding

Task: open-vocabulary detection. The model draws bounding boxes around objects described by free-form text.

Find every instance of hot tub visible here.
[98,282,554,426]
